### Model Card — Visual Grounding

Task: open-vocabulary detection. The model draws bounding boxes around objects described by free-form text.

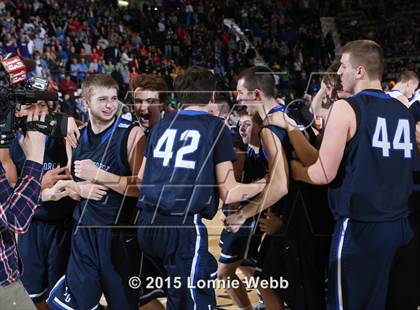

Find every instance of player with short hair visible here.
[225,65,293,309]
[311,62,352,122]
[136,66,266,309]
[387,70,419,107]
[130,73,170,132]
[217,110,267,310]
[47,73,146,310]
[129,73,176,309]
[290,40,416,309]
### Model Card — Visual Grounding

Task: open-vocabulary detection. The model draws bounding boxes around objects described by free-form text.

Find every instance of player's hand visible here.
[263,111,298,132]
[74,159,99,181]
[19,106,47,164]
[224,210,247,233]
[41,166,72,190]
[78,182,108,201]
[259,208,283,235]
[320,81,327,92]
[41,180,80,201]
[66,117,80,148]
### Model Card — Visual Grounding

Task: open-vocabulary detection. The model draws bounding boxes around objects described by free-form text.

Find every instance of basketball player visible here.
[225,66,293,310]
[290,40,416,309]
[136,66,266,309]
[47,74,146,309]
[217,110,267,310]
[386,70,419,107]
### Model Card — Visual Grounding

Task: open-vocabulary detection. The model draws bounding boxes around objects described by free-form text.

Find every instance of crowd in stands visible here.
[0,0,337,121]
[5,0,419,120]
[334,0,420,82]
[226,0,336,98]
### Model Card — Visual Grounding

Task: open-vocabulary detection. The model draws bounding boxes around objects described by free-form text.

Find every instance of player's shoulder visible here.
[260,124,287,144]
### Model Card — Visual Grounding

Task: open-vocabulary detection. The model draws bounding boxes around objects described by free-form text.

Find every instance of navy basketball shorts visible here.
[17,218,73,303]
[47,227,154,310]
[386,210,420,309]
[327,217,413,310]
[137,211,217,310]
[219,215,262,265]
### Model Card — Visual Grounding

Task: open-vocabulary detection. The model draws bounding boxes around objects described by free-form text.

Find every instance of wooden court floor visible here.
[100,208,260,309]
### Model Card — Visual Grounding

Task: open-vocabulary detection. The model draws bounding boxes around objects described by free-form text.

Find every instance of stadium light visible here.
[118,0,129,6]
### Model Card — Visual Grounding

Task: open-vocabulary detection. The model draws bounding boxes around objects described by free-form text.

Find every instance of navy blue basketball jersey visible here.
[10,136,76,221]
[408,100,420,191]
[72,117,135,225]
[137,110,236,219]
[329,90,417,221]
[242,147,267,183]
[409,100,420,122]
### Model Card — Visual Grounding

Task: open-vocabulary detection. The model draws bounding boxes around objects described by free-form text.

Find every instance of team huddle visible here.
[5,39,420,310]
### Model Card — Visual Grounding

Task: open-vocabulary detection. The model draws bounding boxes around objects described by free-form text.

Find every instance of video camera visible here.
[0,54,67,147]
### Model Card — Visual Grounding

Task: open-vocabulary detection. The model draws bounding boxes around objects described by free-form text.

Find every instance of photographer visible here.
[0,106,46,310]
[2,101,78,310]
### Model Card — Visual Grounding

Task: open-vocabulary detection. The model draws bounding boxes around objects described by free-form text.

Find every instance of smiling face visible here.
[133,89,162,129]
[86,86,118,123]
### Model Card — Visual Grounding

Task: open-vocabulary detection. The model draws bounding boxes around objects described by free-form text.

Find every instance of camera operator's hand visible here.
[41,166,72,190]
[19,107,47,164]
[74,159,99,182]
[66,117,80,148]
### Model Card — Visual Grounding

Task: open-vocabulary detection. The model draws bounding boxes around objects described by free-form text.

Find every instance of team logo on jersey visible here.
[43,162,60,171]
[94,161,111,171]
[118,122,130,128]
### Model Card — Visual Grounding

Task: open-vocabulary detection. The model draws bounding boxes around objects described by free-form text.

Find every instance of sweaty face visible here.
[133,89,162,130]
[86,87,118,123]
[239,114,253,145]
[236,78,259,115]
[337,53,357,94]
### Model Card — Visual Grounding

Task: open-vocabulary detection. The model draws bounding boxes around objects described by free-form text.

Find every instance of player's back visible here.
[138,110,235,219]
[329,89,416,221]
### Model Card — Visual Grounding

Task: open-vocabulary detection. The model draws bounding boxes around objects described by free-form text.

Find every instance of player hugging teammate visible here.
[10,39,420,310]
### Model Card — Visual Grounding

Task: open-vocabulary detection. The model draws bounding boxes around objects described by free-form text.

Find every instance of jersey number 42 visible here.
[153,129,201,169]
[372,117,413,158]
